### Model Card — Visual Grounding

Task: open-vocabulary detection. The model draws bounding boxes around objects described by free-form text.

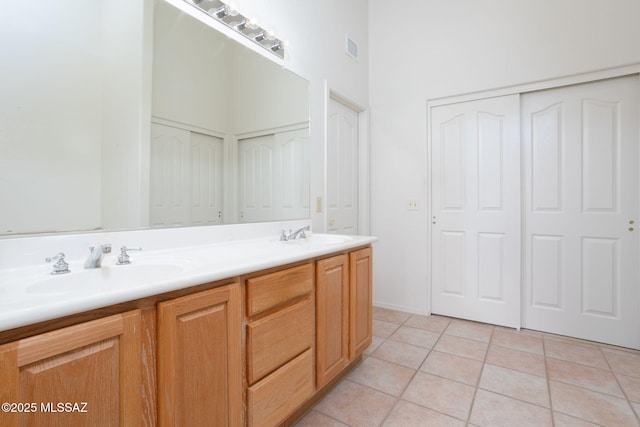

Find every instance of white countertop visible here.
[0,233,377,332]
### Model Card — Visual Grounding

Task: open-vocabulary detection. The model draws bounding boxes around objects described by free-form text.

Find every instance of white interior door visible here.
[190,132,223,226]
[327,98,359,234]
[431,95,521,328]
[238,134,276,223]
[238,128,309,223]
[275,128,310,221]
[150,124,190,227]
[522,75,640,349]
[150,123,223,227]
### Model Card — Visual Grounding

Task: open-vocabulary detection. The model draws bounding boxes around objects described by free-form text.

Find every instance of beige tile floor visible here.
[294,307,640,427]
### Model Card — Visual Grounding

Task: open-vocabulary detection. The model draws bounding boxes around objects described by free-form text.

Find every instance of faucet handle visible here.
[45,252,70,275]
[117,246,142,265]
[89,243,112,253]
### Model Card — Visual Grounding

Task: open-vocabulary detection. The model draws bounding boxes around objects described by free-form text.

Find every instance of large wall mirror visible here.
[0,0,310,236]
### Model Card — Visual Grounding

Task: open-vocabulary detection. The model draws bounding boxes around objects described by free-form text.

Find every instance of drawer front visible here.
[248,349,314,427]
[246,263,313,317]
[247,296,314,384]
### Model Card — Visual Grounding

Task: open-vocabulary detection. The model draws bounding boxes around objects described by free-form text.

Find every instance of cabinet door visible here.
[157,283,242,427]
[0,310,142,427]
[316,254,349,388]
[350,247,373,358]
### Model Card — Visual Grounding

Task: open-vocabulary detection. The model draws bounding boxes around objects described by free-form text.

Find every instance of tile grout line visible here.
[463,323,496,426]
[374,313,443,426]
[541,333,557,427]
[373,314,476,426]
[599,344,640,424]
[299,311,640,426]
[373,314,416,427]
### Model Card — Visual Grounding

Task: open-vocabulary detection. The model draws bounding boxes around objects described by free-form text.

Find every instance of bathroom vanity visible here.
[0,231,375,426]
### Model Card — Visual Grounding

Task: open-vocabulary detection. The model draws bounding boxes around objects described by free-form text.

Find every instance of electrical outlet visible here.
[407,199,419,211]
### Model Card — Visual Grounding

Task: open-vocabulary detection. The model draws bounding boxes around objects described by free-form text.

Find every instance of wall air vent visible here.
[345,34,358,61]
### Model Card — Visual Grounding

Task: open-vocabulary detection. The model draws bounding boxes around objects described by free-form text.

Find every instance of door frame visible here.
[323,81,371,235]
[426,63,640,321]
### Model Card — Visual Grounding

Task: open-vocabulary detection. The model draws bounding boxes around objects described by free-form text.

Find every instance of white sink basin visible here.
[25,264,185,294]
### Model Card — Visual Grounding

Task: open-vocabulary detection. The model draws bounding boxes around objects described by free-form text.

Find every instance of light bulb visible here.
[246,17,259,30]
[264,29,276,41]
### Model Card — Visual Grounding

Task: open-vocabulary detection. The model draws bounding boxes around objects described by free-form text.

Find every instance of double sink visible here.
[0,233,365,331]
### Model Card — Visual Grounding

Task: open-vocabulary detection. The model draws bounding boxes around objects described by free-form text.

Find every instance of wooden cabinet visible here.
[0,244,372,427]
[316,254,350,388]
[316,247,373,388]
[247,297,314,384]
[0,310,142,427]
[246,263,314,317]
[247,349,314,427]
[246,263,315,427]
[349,247,373,358]
[157,283,242,427]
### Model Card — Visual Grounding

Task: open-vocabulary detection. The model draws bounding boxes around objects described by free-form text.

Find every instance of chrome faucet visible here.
[84,244,112,269]
[280,225,311,241]
[45,252,70,275]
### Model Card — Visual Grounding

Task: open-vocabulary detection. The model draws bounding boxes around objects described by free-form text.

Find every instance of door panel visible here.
[150,124,190,227]
[238,128,309,222]
[150,123,223,227]
[238,134,276,222]
[431,94,521,328]
[276,128,311,220]
[190,132,223,225]
[522,74,640,349]
[327,98,359,234]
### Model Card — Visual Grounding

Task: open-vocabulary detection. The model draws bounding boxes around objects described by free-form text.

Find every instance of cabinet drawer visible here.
[246,263,313,317]
[248,349,314,427]
[247,296,314,384]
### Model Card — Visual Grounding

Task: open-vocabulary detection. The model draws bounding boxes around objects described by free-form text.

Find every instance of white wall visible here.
[101,0,152,231]
[0,2,104,234]
[228,0,370,231]
[369,0,640,314]
[152,0,232,133]
[0,1,150,234]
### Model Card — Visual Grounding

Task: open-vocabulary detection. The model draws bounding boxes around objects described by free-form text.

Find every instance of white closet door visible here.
[275,128,310,221]
[238,134,276,223]
[190,132,224,226]
[327,98,359,234]
[522,75,640,349]
[150,124,224,227]
[150,124,191,227]
[431,95,521,328]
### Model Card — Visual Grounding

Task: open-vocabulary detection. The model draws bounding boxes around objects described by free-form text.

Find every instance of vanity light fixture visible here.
[235,18,247,31]
[187,0,285,59]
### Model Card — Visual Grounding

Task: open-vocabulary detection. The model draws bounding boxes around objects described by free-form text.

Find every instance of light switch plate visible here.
[407,199,419,211]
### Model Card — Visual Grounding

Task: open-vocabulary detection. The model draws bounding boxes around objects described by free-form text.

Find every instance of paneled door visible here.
[150,123,223,227]
[522,75,640,349]
[431,95,521,328]
[327,98,359,234]
[238,134,277,222]
[238,128,309,222]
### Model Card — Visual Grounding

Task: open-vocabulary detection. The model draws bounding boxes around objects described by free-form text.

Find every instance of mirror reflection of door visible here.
[238,128,309,223]
[150,123,223,227]
[327,98,359,235]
